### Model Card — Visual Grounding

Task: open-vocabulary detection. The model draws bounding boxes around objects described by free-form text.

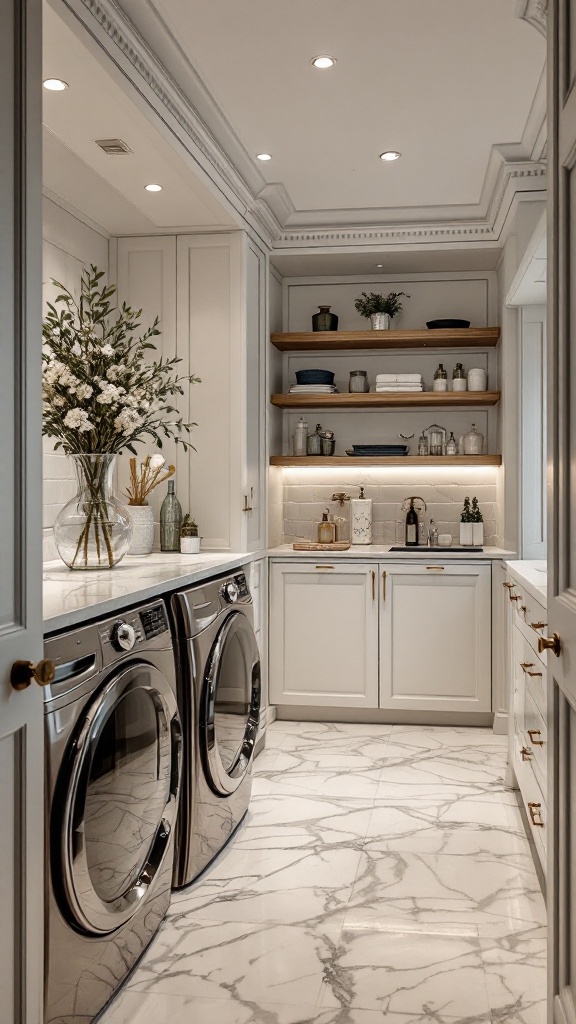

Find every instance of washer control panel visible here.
[112,621,137,651]
[233,573,250,599]
[98,602,168,663]
[139,604,168,639]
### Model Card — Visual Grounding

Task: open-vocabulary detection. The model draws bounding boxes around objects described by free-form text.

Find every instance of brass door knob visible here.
[538,633,562,657]
[11,659,56,691]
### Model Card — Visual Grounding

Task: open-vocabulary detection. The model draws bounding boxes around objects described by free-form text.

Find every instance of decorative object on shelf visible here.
[417,431,429,456]
[43,265,199,569]
[470,497,484,546]
[350,444,409,455]
[292,416,309,456]
[331,492,351,543]
[463,422,484,455]
[351,486,372,545]
[438,533,453,546]
[317,509,336,544]
[460,496,474,545]
[424,423,447,455]
[446,431,458,456]
[180,514,200,554]
[433,363,448,391]
[375,372,423,393]
[401,496,427,547]
[428,519,439,547]
[426,318,471,329]
[307,423,323,455]
[312,305,338,332]
[467,367,488,391]
[452,363,467,392]
[125,454,175,555]
[349,370,369,393]
[319,428,336,456]
[292,540,351,551]
[160,480,182,551]
[354,291,410,330]
[295,368,335,385]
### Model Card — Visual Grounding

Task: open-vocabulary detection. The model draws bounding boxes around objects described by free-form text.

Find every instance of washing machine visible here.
[170,569,261,888]
[44,600,182,1024]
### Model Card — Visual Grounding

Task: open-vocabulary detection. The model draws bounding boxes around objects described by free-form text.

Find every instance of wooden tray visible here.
[292,541,351,551]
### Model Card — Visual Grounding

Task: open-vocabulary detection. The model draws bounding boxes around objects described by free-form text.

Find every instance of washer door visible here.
[53,662,182,936]
[202,611,261,796]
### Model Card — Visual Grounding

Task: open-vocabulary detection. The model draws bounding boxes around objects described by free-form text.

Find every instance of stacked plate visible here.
[346,444,410,457]
[289,384,339,394]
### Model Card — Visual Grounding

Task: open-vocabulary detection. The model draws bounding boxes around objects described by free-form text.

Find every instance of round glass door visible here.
[54,663,182,935]
[202,612,261,796]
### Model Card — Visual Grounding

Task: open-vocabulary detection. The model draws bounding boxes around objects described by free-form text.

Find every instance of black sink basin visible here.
[389,546,483,553]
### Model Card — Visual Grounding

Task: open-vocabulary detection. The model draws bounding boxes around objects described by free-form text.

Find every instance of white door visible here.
[379,562,492,714]
[0,1,45,1020]
[269,562,379,708]
[547,2,576,1018]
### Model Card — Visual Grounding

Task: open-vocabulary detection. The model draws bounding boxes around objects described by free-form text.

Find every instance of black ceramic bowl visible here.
[426,318,471,329]
[295,369,335,385]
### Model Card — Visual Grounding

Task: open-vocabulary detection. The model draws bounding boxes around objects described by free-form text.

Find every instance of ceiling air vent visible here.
[95,138,132,155]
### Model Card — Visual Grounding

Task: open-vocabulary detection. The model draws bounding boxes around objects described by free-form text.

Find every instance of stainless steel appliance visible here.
[171,570,261,888]
[44,601,182,1024]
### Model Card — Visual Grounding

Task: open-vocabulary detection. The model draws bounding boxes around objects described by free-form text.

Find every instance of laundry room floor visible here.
[100,722,546,1024]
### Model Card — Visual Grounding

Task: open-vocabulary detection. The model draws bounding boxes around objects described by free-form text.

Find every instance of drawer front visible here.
[512,720,547,871]
[508,586,548,664]
[524,692,547,794]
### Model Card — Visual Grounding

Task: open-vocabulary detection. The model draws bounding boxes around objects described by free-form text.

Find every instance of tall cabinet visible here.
[116,231,267,553]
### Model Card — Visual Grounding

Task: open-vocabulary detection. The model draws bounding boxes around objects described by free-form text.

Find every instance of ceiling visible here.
[116,0,545,225]
[42,2,236,235]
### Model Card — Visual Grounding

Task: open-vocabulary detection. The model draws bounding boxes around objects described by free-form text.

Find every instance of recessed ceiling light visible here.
[144,183,163,192]
[380,151,401,161]
[257,153,272,161]
[43,78,68,91]
[376,264,383,268]
[311,55,336,69]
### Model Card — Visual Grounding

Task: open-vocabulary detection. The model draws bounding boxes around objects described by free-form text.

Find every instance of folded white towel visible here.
[396,373,423,383]
[375,373,422,383]
[375,374,398,383]
[376,385,423,392]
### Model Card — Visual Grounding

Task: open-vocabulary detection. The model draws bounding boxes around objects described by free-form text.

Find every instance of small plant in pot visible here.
[180,514,200,554]
[125,454,175,555]
[460,496,484,546]
[354,290,410,330]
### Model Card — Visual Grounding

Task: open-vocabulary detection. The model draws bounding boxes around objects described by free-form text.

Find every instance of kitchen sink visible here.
[389,546,483,553]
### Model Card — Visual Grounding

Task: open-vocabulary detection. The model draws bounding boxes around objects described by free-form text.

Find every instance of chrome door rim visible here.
[202,612,260,796]
[57,664,181,935]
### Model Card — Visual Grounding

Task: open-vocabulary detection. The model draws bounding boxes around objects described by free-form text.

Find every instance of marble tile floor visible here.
[100,722,546,1024]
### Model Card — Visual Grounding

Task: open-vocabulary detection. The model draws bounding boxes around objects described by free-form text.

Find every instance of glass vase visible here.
[54,454,133,569]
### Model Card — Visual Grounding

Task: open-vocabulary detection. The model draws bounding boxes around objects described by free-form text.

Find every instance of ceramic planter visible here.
[459,523,474,546]
[370,312,391,330]
[472,522,484,546]
[128,504,155,555]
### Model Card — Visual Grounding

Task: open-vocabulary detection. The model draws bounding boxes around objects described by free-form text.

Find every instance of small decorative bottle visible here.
[433,363,448,392]
[446,431,458,455]
[292,416,309,456]
[452,363,466,392]
[160,480,182,552]
[312,305,339,332]
[307,423,322,455]
[417,431,429,456]
[317,510,336,544]
[428,519,439,547]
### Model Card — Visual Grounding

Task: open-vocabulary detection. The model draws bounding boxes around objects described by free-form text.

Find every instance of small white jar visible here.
[467,367,487,391]
[181,536,201,554]
[438,534,452,547]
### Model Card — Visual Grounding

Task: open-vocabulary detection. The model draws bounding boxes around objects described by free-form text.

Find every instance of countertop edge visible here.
[504,560,547,605]
[268,545,516,561]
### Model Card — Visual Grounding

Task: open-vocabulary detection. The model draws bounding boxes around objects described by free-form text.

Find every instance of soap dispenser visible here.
[317,509,336,544]
[351,485,372,545]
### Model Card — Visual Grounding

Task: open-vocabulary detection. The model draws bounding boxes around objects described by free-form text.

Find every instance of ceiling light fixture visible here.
[376,264,383,268]
[144,183,163,192]
[380,151,401,161]
[43,78,68,91]
[257,153,272,161]
[311,55,336,69]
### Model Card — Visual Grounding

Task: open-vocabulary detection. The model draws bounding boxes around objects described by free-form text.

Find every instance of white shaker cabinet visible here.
[269,562,379,708]
[379,562,492,713]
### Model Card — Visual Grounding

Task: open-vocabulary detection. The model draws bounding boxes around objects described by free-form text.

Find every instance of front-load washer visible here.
[170,569,261,888]
[44,599,182,1024]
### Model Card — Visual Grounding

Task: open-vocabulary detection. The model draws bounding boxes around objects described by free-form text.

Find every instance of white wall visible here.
[42,198,109,561]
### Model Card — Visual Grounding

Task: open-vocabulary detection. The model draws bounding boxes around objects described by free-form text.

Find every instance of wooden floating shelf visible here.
[271,455,502,467]
[271,328,500,352]
[271,391,501,409]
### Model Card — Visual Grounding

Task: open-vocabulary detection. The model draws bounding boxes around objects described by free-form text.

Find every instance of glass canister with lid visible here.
[307,423,323,455]
[452,363,466,392]
[292,416,309,456]
[463,422,484,455]
[349,370,369,393]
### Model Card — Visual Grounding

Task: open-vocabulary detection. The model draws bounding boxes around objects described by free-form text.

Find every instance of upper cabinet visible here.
[117,231,267,553]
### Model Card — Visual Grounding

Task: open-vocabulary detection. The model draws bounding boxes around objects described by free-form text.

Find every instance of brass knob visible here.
[521,746,533,761]
[538,633,561,657]
[11,659,55,691]
[528,802,544,827]
[528,729,544,746]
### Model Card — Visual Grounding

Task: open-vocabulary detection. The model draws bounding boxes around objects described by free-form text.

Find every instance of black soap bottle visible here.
[405,498,419,546]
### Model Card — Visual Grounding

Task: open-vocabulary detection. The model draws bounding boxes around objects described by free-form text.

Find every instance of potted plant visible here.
[354,290,410,330]
[125,454,175,555]
[470,496,484,546]
[459,496,473,546]
[180,514,200,554]
[43,265,200,569]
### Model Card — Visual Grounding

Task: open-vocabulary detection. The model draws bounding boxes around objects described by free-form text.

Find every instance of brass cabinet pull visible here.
[242,495,253,512]
[521,746,533,761]
[528,729,544,746]
[509,593,522,602]
[315,565,335,570]
[527,670,543,678]
[11,659,56,691]
[520,605,527,614]
[426,565,445,570]
[528,802,544,827]
[503,581,515,589]
[382,570,387,601]
[530,621,547,631]
[538,633,562,657]
[520,662,535,672]
[371,570,376,602]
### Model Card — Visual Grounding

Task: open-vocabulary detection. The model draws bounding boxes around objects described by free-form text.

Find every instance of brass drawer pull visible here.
[503,582,515,589]
[521,746,533,761]
[509,593,522,602]
[528,729,544,746]
[527,670,543,678]
[520,662,535,672]
[426,565,445,570]
[315,565,335,570]
[528,802,544,827]
[520,605,527,614]
[530,621,547,631]
[382,570,387,601]
[371,570,376,602]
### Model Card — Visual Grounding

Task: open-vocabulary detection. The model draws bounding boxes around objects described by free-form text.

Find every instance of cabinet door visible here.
[269,562,379,708]
[243,239,266,552]
[379,562,492,713]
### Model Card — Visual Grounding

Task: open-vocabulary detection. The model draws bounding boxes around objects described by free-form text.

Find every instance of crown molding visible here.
[516,0,548,36]
[50,0,547,255]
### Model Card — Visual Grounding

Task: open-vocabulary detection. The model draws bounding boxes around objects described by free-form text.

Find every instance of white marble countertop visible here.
[43,552,255,633]
[505,559,547,604]
[269,544,515,560]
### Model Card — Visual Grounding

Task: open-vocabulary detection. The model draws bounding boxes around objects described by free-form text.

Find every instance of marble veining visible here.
[100,722,546,1024]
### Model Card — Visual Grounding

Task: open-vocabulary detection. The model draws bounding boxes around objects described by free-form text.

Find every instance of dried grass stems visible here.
[126,456,175,506]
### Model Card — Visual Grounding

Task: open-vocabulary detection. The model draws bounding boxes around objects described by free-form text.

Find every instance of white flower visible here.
[64,408,93,432]
[53,397,66,408]
[114,408,143,436]
[149,454,165,470]
[75,384,93,401]
[72,342,81,356]
[96,382,125,405]
[101,343,114,356]
[106,364,126,382]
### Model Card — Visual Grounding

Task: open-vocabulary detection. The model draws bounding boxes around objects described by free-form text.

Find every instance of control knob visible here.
[222,581,239,604]
[112,621,136,652]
